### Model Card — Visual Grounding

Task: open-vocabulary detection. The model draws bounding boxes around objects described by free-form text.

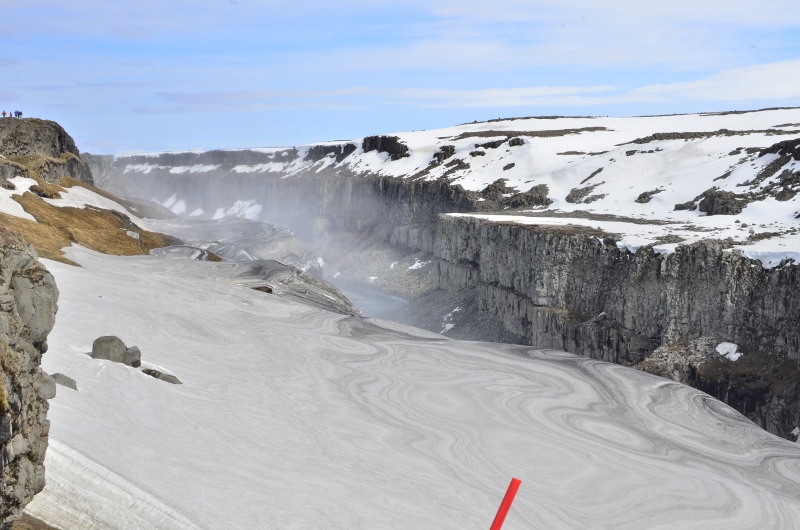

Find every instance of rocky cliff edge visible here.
[0,228,57,529]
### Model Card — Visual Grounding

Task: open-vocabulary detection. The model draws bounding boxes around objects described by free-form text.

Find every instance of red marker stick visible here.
[490,477,522,530]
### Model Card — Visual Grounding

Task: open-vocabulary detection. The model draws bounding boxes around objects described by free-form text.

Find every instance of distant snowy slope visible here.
[120,108,800,266]
[29,246,800,529]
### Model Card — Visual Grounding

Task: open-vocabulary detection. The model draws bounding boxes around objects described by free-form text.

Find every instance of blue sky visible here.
[2,0,800,153]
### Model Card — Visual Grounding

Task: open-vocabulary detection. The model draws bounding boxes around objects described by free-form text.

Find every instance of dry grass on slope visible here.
[1,191,181,265]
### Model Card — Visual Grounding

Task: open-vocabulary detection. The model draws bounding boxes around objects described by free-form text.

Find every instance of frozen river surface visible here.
[28,247,800,529]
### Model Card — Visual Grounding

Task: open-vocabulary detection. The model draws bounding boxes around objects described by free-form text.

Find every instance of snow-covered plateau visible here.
[112,108,800,267]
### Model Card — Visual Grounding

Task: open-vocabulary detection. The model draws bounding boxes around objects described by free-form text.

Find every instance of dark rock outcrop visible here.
[0,228,58,528]
[303,144,356,163]
[362,136,409,160]
[432,146,455,163]
[635,189,663,204]
[698,189,748,215]
[0,119,93,186]
[0,119,78,159]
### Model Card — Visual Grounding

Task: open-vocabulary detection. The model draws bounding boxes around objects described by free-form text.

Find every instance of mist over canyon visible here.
[90,108,800,440]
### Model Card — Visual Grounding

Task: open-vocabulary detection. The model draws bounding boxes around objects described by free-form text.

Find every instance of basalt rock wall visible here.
[0,229,58,529]
[428,216,800,437]
[430,216,800,364]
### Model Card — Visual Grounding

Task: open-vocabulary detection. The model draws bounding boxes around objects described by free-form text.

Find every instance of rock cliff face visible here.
[424,216,800,436]
[0,228,58,529]
[0,119,93,186]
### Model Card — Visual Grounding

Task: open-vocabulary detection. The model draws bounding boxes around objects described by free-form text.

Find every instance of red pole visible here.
[490,477,522,530]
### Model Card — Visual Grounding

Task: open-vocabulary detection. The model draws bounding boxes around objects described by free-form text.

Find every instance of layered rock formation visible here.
[0,229,58,529]
[0,119,93,186]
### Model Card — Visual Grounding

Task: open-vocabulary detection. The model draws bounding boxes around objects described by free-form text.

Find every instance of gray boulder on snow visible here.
[52,372,78,391]
[142,368,182,385]
[91,336,142,367]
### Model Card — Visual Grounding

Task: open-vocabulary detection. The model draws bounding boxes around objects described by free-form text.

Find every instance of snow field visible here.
[31,246,800,529]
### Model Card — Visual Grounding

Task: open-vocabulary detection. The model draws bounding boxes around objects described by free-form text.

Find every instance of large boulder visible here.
[91,337,141,368]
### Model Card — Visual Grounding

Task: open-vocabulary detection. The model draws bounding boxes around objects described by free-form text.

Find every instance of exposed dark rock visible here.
[635,189,663,204]
[469,151,486,157]
[0,228,58,527]
[441,159,470,179]
[566,183,605,204]
[758,137,800,159]
[475,139,505,149]
[674,200,697,211]
[0,119,79,158]
[303,143,357,163]
[698,189,749,215]
[362,136,410,160]
[508,137,525,147]
[628,128,799,145]
[452,127,607,141]
[432,146,455,163]
[0,120,93,185]
[142,369,181,385]
[579,168,603,185]
[504,185,552,209]
[502,163,515,171]
[480,179,512,202]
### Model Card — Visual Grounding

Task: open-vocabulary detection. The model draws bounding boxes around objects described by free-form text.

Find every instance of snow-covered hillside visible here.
[26,246,800,529]
[121,108,800,267]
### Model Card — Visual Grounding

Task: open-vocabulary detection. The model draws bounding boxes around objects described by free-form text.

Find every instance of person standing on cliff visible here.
[1,111,5,118]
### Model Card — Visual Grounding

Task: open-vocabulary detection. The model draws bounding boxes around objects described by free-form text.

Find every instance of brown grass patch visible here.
[5,153,79,181]
[0,211,76,264]
[4,192,181,265]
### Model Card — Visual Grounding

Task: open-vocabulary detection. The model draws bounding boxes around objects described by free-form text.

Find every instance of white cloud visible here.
[631,60,800,102]
[134,60,800,113]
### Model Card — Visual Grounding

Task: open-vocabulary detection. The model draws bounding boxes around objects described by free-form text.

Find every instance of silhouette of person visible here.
[1,111,5,118]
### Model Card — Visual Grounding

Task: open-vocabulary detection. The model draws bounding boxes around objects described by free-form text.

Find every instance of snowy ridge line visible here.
[116,108,800,267]
[25,439,203,530]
